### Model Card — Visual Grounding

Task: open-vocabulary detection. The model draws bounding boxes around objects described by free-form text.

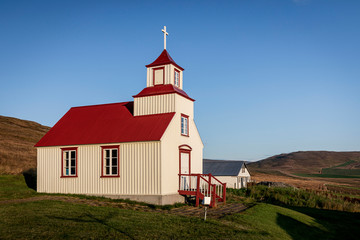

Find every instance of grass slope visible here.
[0,115,49,174]
[248,151,360,174]
[1,175,360,239]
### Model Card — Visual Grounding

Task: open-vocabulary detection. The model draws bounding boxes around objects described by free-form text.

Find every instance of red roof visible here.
[146,49,184,71]
[133,84,195,102]
[35,102,175,147]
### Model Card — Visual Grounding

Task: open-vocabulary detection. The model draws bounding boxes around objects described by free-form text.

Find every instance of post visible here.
[211,184,216,208]
[195,175,200,207]
[222,183,226,203]
[208,173,212,194]
[204,206,207,221]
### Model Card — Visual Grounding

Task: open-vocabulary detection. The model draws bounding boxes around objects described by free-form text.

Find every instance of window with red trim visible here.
[101,146,120,177]
[61,147,77,177]
[174,69,180,87]
[181,114,189,136]
[153,67,164,85]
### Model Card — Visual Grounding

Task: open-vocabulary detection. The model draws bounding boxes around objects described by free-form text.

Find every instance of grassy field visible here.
[228,185,360,212]
[0,175,39,200]
[294,173,360,178]
[1,175,360,239]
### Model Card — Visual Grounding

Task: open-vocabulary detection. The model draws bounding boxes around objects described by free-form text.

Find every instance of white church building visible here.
[35,27,226,206]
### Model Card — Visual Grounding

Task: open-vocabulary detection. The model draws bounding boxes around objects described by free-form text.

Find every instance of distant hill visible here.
[248,151,360,174]
[0,115,50,174]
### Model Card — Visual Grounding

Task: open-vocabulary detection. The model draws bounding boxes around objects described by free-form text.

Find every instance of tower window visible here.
[181,114,189,136]
[174,69,180,87]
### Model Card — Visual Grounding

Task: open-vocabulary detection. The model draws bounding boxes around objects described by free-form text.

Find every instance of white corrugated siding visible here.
[37,141,161,195]
[134,94,176,116]
[160,96,204,195]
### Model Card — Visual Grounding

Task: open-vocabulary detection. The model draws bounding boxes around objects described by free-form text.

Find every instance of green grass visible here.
[2,200,360,239]
[228,185,360,212]
[321,168,360,176]
[317,160,360,176]
[0,175,39,200]
[1,175,360,239]
[224,203,360,240]
[0,201,241,239]
[294,173,360,178]
[330,160,357,168]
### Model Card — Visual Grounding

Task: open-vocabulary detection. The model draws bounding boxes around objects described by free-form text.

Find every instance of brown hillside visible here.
[0,115,50,174]
[248,151,360,174]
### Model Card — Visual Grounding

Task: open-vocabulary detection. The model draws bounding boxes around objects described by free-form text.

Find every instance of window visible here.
[61,147,77,177]
[242,167,245,173]
[153,67,164,85]
[174,69,180,87]
[101,145,119,177]
[181,114,189,136]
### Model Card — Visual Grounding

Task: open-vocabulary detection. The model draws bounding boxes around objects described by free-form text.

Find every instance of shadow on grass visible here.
[22,168,37,191]
[276,213,325,240]
[46,211,135,239]
[277,205,360,240]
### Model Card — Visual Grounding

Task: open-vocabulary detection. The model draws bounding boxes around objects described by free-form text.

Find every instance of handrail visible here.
[178,173,226,207]
[209,173,224,185]
[199,175,210,184]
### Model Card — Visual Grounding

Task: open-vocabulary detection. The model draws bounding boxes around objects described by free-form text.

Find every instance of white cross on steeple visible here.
[162,26,169,50]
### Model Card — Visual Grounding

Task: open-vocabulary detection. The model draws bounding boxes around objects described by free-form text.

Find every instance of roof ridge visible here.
[204,159,246,162]
[134,112,175,118]
[71,101,132,109]
[145,49,184,71]
[133,84,195,102]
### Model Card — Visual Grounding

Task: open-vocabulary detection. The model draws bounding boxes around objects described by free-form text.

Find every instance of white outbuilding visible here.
[35,27,226,206]
[203,160,251,189]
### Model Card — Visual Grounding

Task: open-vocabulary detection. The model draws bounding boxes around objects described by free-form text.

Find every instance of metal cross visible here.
[162,26,169,50]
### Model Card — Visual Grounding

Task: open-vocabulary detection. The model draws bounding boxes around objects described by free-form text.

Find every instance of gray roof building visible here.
[203,159,247,176]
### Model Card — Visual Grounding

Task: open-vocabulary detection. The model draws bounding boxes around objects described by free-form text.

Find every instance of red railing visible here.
[178,173,226,207]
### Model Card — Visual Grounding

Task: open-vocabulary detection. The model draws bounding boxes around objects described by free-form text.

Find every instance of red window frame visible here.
[181,114,189,137]
[174,69,180,87]
[152,67,165,86]
[101,145,120,178]
[61,147,78,178]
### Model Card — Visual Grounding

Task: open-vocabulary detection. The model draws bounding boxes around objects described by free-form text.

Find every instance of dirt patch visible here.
[170,203,248,219]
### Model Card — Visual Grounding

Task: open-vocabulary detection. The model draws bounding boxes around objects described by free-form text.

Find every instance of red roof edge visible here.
[133,84,195,102]
[145,49,184,71]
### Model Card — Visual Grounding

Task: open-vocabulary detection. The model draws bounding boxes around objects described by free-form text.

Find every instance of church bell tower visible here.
[133,26,194,117]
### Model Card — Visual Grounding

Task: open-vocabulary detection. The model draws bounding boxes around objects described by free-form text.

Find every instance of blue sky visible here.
[1,0,359,161]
